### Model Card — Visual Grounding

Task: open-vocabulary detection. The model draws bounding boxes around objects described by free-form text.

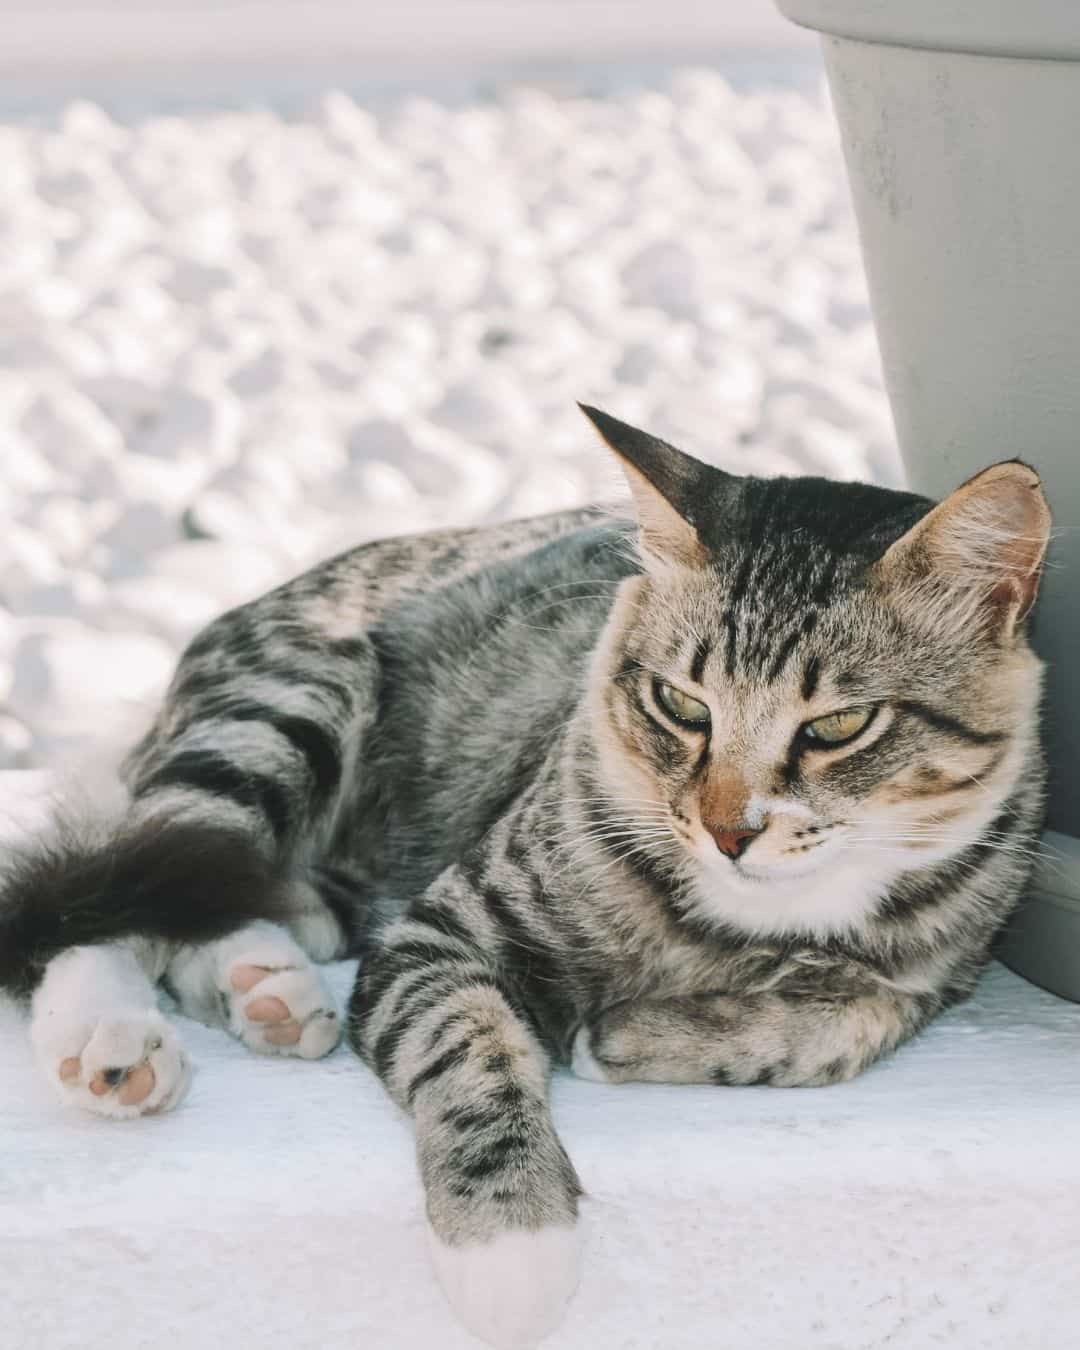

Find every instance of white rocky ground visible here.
[0,69,898,769]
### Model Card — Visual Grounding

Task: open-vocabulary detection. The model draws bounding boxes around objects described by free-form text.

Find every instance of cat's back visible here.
[357,516,639,895]
[271,505,610,636]
[371,514,636,709]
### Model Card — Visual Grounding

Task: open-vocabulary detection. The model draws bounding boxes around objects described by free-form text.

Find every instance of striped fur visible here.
[1,410,1050,1344]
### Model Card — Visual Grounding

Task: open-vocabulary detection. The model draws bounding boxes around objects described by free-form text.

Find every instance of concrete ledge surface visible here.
[2,769,1078,1349]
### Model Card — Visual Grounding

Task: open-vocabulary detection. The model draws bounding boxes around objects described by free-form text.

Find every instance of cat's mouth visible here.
[692,834,840,888]
[688,820,841,887]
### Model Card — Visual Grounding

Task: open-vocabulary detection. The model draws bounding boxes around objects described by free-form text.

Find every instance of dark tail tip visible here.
[0,810,294,1001]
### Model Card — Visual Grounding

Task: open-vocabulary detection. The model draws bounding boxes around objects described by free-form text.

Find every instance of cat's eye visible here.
[654,680,711,728]
[801,706,875,747]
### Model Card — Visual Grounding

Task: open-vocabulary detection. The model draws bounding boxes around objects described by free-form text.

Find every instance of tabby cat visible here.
[0,407,1051,1348]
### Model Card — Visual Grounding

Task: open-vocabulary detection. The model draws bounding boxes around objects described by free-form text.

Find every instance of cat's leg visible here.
[31,940,191,1119]
[9,558,389,1113]
[110,603,383,1065]
[349,865,582,1350]
[572,986,934,1087]
[166,918,341,1058]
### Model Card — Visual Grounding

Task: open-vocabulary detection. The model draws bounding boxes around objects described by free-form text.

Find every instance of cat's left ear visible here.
[875,460,1051,638]
[578,404,731,568]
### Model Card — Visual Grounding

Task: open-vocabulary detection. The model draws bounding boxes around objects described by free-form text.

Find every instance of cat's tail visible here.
[0,805,294,1001]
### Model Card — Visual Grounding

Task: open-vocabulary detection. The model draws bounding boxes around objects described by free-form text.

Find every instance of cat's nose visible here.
[708,824,764,860]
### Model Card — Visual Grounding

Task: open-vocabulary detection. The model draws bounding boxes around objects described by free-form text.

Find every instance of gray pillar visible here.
[773,0,1080,999]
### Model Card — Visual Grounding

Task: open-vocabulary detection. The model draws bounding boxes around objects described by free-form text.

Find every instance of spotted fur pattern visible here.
[0,409,1050,1347]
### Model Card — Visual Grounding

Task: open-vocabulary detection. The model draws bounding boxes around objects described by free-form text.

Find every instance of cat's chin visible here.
[688,844,909,939]
[733,857,830,885]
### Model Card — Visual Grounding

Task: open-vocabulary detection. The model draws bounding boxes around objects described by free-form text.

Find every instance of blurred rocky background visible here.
[0,2,897,768]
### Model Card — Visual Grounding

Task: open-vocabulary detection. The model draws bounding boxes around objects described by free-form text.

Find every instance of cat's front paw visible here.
[42,1009,191,1120]
[428,1222,582,1350]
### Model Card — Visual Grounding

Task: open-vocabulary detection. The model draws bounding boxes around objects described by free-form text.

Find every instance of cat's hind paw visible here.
[224,958,341,1059]
[428,1223,582,1349]
[49,1010,191,1120]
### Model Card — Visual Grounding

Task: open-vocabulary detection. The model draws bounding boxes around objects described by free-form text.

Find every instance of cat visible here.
[0,405,1051,1348]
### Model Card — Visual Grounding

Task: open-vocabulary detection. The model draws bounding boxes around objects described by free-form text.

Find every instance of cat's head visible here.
[582,405,1051,938]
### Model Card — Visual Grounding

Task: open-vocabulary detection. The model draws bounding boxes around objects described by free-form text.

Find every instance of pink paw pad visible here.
[229,964,308,1047]
[229,963,276,994]
[245,995,292,1024]
[49,1017,189,1119]
[224,957,341,1059]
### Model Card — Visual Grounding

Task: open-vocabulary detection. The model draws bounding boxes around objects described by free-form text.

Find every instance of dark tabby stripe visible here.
[896,700,1006,746]
[406,1037,472,1105]
[138,749,294,841]
[722,609,738,676]
[801,654,821,701]
[689,637,711,684]
[765,623,803,684]
[214,700,343,801]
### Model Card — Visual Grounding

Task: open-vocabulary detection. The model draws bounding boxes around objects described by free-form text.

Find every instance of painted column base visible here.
[996,832,1080,1002]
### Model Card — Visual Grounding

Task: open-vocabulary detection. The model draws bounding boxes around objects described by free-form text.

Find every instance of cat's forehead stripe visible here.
[706,604,819,689]
[722,609,738,677]
[688,637,711,685]
[801,655,821,701]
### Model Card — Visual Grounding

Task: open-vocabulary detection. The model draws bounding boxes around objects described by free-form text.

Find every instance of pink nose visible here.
[708,825,763,860]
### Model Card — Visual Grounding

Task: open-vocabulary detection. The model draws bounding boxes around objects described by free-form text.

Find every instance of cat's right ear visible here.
[875,459,1051,639]
[578,404,722,568]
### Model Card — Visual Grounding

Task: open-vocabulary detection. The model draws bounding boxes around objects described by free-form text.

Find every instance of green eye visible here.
[802,707,875,747]
[655,681,711,728]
